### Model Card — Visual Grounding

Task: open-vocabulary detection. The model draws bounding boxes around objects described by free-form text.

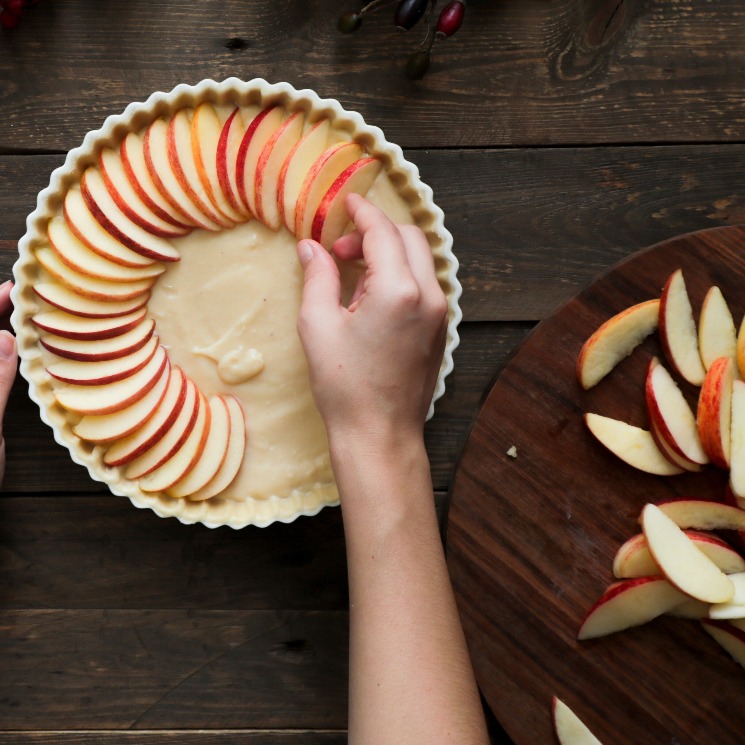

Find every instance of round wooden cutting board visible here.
[446,226,745,745]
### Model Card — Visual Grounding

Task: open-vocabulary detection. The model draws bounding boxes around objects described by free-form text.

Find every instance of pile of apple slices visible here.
[30,101,383,500]
[578,498,745,671]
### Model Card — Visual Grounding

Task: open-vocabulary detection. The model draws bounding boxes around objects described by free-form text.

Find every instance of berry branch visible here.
[338,0,466,79]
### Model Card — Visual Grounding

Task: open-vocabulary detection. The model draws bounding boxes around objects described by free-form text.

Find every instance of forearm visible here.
[331,433,489,745]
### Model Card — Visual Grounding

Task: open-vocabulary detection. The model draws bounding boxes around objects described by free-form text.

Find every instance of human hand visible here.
[0,281,17,487]
[296,194,448,451]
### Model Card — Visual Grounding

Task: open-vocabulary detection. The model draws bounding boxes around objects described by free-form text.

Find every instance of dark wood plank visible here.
[447,226,745,745]
[5,143,745,322]
[0,609,348,729]
[1,1,744,150]
[0,734,347,745]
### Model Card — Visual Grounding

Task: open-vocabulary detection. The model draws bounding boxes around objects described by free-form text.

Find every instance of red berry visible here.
[436,0,465,38]
[4,0,22,15]
[0,9,20,27]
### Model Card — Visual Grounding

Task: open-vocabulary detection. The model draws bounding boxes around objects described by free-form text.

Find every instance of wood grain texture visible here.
[1,1,744,151]
[447,226,745,745]
[0,733,347,744]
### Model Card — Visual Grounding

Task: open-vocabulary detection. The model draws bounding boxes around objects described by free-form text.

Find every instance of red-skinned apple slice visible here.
[697,355,735,468]
[73,359,170,443]
[120,131,194,230]
[187,395,246,501]
[736,317,745,380]
[613,530,745,578]
[658,268,706,386]
[645,357,708,467]
[666,597,711,619]
[48,216,165,282]
[99,147,191,238]
[80,168,181,262]
[654,498,745,531]
[216,107,251,219]
[649,417,702,473]
[729,379,745,499]
[278,119,331,232]
[312,157,383,249]
[54,344,168,415]
[191,102,245,224]
[641,503,734,603]
[236,105,285,216]
[47,334,159,386]
[576,299,660,390]
[699,286,737,370]
[702,618,745,668]
[709,572,745,619]
[168,395,231,498]
[123,375,200,478]
[144,118,223,232]
[577,576,686,640]
[295,141,364,239]
[63,188,158,268]
[36,246,156,302]
[552,697,602,745]
[40,318,155,362]
[136,388,211,493]
[103,366,188,466]
[32,307,148,341]
[253,110,305,229]
[34,283,149,319]
[584,413,683,476]
[167,108,235,228]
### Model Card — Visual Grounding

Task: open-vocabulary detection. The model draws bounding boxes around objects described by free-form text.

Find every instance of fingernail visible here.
[297,240,314,267]
[0,331,15,360]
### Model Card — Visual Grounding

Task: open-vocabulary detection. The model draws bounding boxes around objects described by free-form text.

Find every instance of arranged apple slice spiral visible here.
[30,100,386,501]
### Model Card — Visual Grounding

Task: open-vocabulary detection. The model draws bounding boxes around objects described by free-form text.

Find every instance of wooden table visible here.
[1,1,743,742]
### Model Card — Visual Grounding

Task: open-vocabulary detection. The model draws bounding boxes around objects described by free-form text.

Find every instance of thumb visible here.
[0,331,17,436]
[296,239,342,321]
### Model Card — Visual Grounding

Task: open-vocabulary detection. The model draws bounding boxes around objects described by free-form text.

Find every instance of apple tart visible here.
[11,78,461,528]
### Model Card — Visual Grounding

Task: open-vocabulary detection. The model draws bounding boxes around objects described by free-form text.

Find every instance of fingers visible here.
[296,239,342,332]
[0,281,12,333]
[0,331,17,435]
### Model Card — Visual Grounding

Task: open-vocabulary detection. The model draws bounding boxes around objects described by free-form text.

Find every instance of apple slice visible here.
[167,108,235,228]
[80,168,181,263]
[168,395,231,498]
[216,107,251,219]
[73,359,170,443]
[701,618,745,669]
[729,379,745,499]
[654,498,745,531]
[583,413,683,476]
[40,318,155,361]
[32,307,147,341]
[576,299,660,390]
[649,418,702,473]
[645,357,708,467]
[697,355,735,468]
[191,102,245,224]
[103,366,188,466]
[63,188,159,268]
[123,375,200,478]
[47,334,159,386]
[254,110,305,230]
[641,503,735,603]
[278,119,331,233]
[312,157,383,249]
[136,389,211,492]
[552,697,603,745]
[709,573,745,619]
[613,530,745,578]
[187,395,246,501]
[666,596,711,619]
[699,286,737,370]
[48,216,165,282]
[658,268,706,386]
[120,131,194,230]
[295,142,364,240]
[99,147,191,238]
[578,576,686,640]
[55,344,168,415]
[34,283,149,319]
[144,118,223,232]
[36,246,156,302]
[236,105,285,216]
